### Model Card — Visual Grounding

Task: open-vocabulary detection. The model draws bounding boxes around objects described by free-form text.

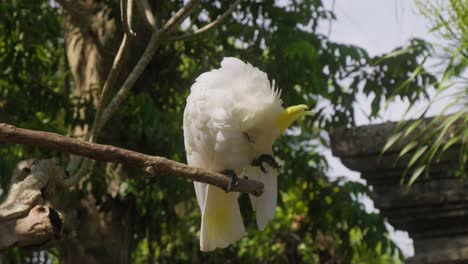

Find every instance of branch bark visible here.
[166,0,241,41]
[0,124,264,196]
[0,204,63,251]
[136,0,157,30]
[0,159,65,251]
[121,0,136,37]
[159,0,200,35]
[98,0,201,131]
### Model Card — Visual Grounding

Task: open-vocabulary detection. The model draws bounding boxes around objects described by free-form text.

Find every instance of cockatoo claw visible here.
[221,169,239,192]
[251,154,280,173]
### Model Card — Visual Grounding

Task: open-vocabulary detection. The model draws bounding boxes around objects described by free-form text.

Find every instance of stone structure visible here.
[331,118,466,264]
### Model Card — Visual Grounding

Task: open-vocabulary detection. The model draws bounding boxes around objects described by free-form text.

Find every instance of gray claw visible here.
[251,154,280,173]
[221,169,238,192]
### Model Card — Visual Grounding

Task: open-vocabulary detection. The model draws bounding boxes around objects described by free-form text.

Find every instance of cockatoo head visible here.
[241,101,309,155]
[227,59,310,155]
[195,57,310,156]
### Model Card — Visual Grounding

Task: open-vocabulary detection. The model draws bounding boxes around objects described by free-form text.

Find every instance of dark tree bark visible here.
[57,1,134,262]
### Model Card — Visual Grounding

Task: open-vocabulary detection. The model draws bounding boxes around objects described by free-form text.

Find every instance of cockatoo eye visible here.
[243,132,256,144]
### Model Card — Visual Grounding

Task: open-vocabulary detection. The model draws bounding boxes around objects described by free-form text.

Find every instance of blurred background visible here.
[0,0,466,263]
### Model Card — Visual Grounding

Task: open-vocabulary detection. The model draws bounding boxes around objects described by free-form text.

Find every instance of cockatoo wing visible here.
[246,165,278,231]
[183,91,213,212]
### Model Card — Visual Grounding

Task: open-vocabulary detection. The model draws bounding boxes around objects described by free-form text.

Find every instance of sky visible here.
[316,0,444,258]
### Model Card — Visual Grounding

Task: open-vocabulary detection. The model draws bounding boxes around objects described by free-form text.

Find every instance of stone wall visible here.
[330,118,466,264]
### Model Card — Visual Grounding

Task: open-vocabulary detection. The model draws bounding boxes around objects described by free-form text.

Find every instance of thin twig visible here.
[121,0,132,36]
[71,0,201,182]
[99,0,201,128]
[69,0,137,176]
[126,0,136,36]
[136,0,157,30]
[90,34,131,142]
[0,123,264,196]
[160,0,200,35]
[327,0,336,37]
[91,0,136,143]
[67,33,132,175]
[99,33,162,129]
[166,0,242,41]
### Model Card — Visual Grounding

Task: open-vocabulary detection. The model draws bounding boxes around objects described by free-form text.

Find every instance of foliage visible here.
[0,0,73,191]
[0,0,437,263]
[382,0,467,184]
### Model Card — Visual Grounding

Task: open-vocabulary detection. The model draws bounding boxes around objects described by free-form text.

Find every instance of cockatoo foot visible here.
[251,154,280,173]
[221,169,239,192]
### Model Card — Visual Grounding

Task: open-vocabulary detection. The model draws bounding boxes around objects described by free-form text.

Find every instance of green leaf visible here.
[403,119,423,137]
[423,111,465,164]
[408,145,428,168]
[284,40,317,62]
[374,47,412,65]
[399,141,418,158]
[381,131,403,154]
[441,136,460,152]
[408,165,426,186]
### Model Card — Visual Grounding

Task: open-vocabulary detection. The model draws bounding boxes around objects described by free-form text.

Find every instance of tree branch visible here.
[0,159,65,251]
[166,0,242,41]
[0,204,64,251]
[136,0,157,31]
[0,124,264,196]
[160,0,200,35]
[97,0,201,134]
[98,34,162,131]
[67,0,135,176]
[121,0,136,37]
[72,0,202,182]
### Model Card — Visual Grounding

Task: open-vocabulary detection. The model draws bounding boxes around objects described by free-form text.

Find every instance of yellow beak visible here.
[276,104,311,135]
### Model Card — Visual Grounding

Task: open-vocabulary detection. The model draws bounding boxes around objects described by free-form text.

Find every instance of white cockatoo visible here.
[183,57,309,251]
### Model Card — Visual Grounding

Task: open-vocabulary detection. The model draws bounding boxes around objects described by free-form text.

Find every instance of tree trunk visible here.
[56,0,183,261]
[57,196,135,264]
[59,1,134,262]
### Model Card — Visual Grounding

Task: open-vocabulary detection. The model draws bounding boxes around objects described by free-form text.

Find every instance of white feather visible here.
[246,165,278,230]
[183,57,284,251]
[200,186,245,251]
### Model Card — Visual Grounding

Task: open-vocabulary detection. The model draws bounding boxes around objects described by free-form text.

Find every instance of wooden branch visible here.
[90,0,136,143]
[90,34,131,139]
[98,34,161,130]
[0,204,64,251]
[67,31,132,178]
[160,0,200,35]
[98,0,201,132]
[0,124,264,196]
[136,0,157,30]
[72,0,201,182]
[121,0,136,37]
[126,0,135,35]
[166,0,242,41]
[68,0,138,178]
[1,160,64,251]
